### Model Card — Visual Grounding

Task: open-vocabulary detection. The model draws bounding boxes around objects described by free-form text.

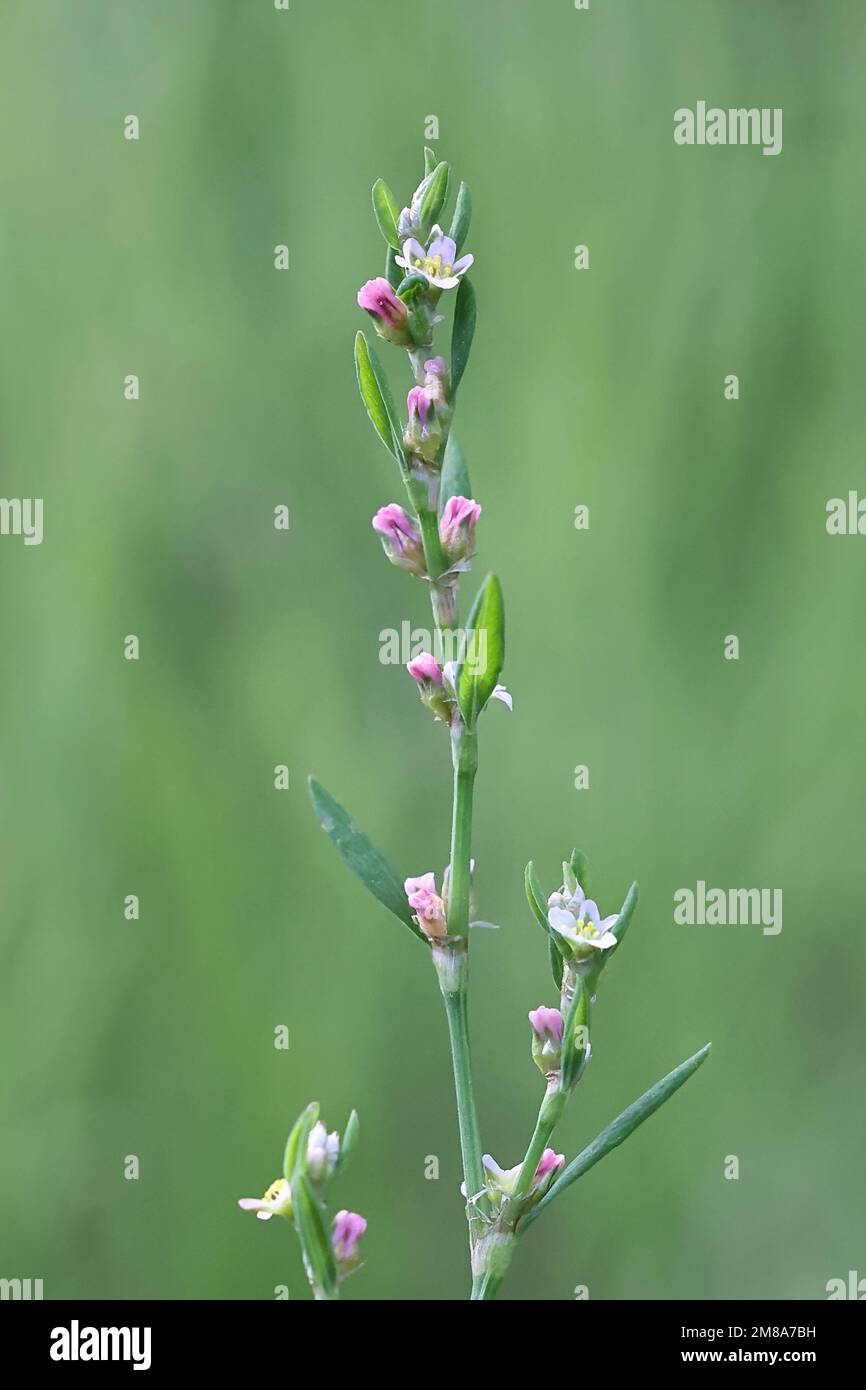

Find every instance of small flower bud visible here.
[403,358,452,464]
[306,1121,340,1185]
[332,1209,367,1268]
[528,1004,564,1078]
[440,495,481,565]
[372,504,426,575]
[405,871,448,939]
[406,652,453,722]
[356,277,411,345]
[532,1148,565,1197]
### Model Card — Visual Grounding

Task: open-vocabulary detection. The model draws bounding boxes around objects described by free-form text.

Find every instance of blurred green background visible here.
[1,0,864,1301]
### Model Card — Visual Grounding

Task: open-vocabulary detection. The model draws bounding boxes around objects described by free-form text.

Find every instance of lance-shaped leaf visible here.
[457,573,504,727]
[335,1109,359,1177]
[561,977,591,1090]
[451,276,476,394]
[372,178,401,249]
[418,160,450,236]
[283,1101,320,1184]
[439,433,472,513]
[613,880,638,946]
[569,848,590,896]
[308,776,425,942]
[523,1043,712,1228]
[449,181,472,255]
[354,331,406,473]
[293,1172,337,1298]
[385,246,401,289]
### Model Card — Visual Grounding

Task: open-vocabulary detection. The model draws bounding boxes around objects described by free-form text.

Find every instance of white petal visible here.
[548,907,577,935]
[453,254,474,274]
[491,684,513,711]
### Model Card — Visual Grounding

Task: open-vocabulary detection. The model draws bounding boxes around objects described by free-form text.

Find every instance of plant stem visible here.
[509,1087,566,1209]
[447,723,477,936]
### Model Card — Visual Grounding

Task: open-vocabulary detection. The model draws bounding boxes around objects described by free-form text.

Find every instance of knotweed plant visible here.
[239,150,711,1301]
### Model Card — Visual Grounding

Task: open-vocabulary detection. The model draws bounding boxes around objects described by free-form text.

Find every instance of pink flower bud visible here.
[528,1005,564,1047]
[407,384,432,427]
[405,872,448,938]
[372,504,425,575]
[439,495,481,561]
[357,277,407,327]
[332,1208,367,1263]
[533,1148,565,1187]
[407,653,444,686]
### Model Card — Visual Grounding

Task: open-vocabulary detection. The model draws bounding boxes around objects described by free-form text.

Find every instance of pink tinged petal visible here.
[406,385,431,425]
[424,356,448,378]
[401,238,426,266]
[534,1149,565,1185]
[427,233,457,264]
[407,653,444,685]
[600,913,619,931]
[332,1209,367,1261]
[372,504,419,553]
[356,278,407,329]
[529,1005,564,1045]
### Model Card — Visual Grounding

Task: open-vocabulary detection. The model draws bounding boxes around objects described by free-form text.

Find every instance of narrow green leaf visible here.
[524,1043,712,1227]
[385,246,401,289]
[451,277,476,394]
[439,433,472,513]
[613,881,639,946]
[525,861,550,934]
[418,160,449,235]
[294,1173,337,1297]
[569,849,590,896]
[448,181,472,255]
[457,573,505,726]
[353,331,406,472]
[372,178,401,249]
[549,935,564,991]
[424,146,437,177]
[283,1101,319,1184]
[336,1109,359,1176]
[308,776,425,942]
[561,979,590,1090]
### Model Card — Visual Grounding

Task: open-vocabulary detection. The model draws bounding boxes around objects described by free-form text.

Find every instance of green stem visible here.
[433,945,488,1257]
[447,724,477,937]
[510,1087,566,1210]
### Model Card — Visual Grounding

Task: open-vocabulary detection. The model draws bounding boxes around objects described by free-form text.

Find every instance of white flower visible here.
[547,881,618,953]
[306,1121,340,1183]
[237,1177,293,1222]
[396,225,474,290]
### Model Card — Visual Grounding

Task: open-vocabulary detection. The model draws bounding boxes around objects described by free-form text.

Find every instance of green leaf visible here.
[395,272,428,302]
[561,979,590,1090]
[385,246,401,289]
[451,277,476,394]
[424,146,438,177]
[457,573,505,727]
[283,1101,319,1184]
[524,1043,712,1227]
[525,861,550,934]
[308,776,425,942]
[294,1173,337,1297]
[569,849,590,896]
[335,1109,359,1176]
[448,181,472,254]
[372,178,401,250]
[549,934,564,991]
[439,433,472,513]
[353,331,406,472]
[418,160,450,236]
[613,881,638,946]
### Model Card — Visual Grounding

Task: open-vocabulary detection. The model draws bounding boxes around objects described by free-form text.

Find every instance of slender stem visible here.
[510,1086,566,1210]
[416,502,448,590]
[440,971,485,1209]
[447,724,477,936]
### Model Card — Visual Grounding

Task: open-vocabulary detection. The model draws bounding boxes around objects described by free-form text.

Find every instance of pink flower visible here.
[405,871,448,938]
[528,1005,564,1047]
[407,384,432,427]
[533,1148,565,1187]
[440,495,481,561]
[357,277,407,329]
[407,653,444,686]
[372,504,425,575]
[332,1209,367,1264]
[396,226,474,291]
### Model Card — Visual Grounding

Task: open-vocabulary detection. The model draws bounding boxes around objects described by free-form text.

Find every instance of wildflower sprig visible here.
[238,1102,365,1300]
[296,149,712,1300]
